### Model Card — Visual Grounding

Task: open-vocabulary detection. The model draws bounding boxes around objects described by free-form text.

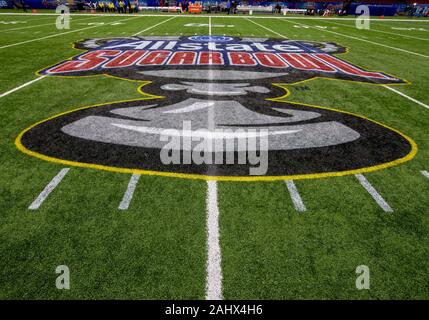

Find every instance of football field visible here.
[0,12,428,300]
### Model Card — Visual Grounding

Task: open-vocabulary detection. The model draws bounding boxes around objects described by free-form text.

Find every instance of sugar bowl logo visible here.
[16,36,416,180]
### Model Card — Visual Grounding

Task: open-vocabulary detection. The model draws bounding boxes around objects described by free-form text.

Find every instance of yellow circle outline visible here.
[16,38,418,181]
[15,84,417,182]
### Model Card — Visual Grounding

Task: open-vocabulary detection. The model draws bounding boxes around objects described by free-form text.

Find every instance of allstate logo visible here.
[189,35,233,42]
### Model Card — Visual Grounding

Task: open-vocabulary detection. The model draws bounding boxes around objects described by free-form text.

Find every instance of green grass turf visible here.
[0,12,428,299]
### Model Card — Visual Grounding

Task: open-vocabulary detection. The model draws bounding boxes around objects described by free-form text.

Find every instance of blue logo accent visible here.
[188,36,234,42]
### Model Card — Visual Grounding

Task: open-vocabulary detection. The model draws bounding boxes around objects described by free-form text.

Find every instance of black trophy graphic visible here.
[18,36,415,179]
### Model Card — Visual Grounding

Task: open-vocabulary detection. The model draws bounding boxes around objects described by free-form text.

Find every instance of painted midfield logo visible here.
[17,36,416,180]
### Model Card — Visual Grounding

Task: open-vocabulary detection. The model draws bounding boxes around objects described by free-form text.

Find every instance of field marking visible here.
[29,168,70,210]
[132,16,177,36]
[0,15,55,25]
[285,180,306,212]
[421,171,429,180]
[246,19,429,112]
[1,13,429,22]
[0,16,139,50]
[205,180,223,300]
[118,174,140,210]
[2,15,101,32]
[205,16,222,301]
[246,18,287,39]
[0,75,46,98]
[323,20,429,41]
[383,85,429,110]
[355,174,393,212]
[280,19,429,59]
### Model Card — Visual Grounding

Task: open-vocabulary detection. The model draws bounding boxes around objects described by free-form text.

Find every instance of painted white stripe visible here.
[0,75,46,99]
[246,18,287,39]
[280,19,429,59]
[118,174,140,210]
[383,85,429,110]
[355,174,393,212]
[421,170,429,180]
[246,19,429,112]
[2,15,101,32]
[1,13,429,21]
[205,16,222,301]
[323,20,429,42]
[112,123,299,139]
[29,168,70,210]
[164,101,215,113]
[132,16,176,36]
[205,180,223,300]
[0,15,54,22]
[0,16,139,50]
[285,180,306,212]
[2,21,54,32]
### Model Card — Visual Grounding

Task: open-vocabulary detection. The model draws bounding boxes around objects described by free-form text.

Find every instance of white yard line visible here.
[118,174,140,210]
[205,16,222,301]
[205,180,223,300]
[284,180,306,212]
[132,16,177,36]
[0,15,55,25]
[421,170,429,180]
[355,174,393,212]
[29,168,70,210]
[246,18,287,39]
[383,85,429,110]
[0,16,139,50]
[2,15,101,32]
[2,13,429,22]
[280,18,429,59]
[323,20,429,42]
[2,21,54,32]
[0,75,46,98]
[0,16,145,98]
[246,18,429,110]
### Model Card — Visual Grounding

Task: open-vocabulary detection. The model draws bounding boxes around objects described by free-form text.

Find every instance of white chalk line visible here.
[29,168,70,210]
[383,85,429,110]
[118,174,141,210]
[1,13,429,22]
[322,20,429,42]
[355,174,393,212]
[0,15,151,98]
[421,171,429,180]
[0,15,55,26]
[246,19,429,110]
[0,75,46,99]
[1,15,102,32]
[205,180,223,300]
[279,18,429,58]
[285,180,306,212]
[246,18,287,39]
[132,16,177,36]
[0,16,139,50]
[205,16,222,301]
